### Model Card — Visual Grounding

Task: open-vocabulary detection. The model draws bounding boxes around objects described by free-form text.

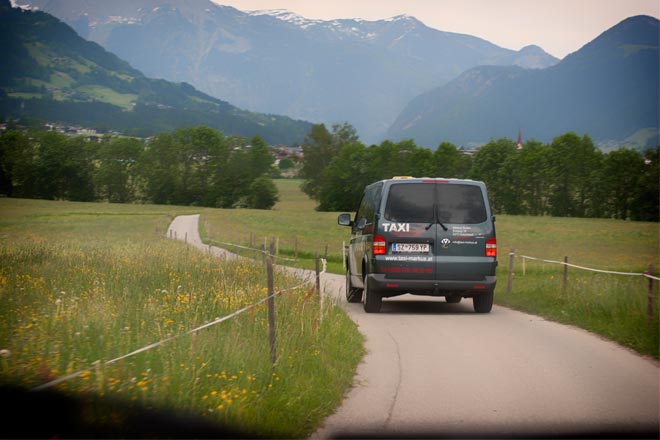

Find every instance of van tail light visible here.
[373,234,387,255]
[485,237,497,257]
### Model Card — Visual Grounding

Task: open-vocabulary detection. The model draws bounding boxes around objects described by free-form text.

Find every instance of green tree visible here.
[432,142,472,178]
[631,146,659,221]
[141,126,228,206]
[469,138,518,214]
[172,126,227,206]
[244,175,279,209]
[278,157,294,171]
[367,139,421,180]
[95,137,143,203]
[317,142,370,211]
[140,132,179,205]
[547,133,602,217]
[513,140,552,216]
[300,123,358,200]
[600,148,644,219]
[245,135,274,180]
[32,132,95,201]
[407,146,435,177]
[219,135,273,208]
[0,130,34,197]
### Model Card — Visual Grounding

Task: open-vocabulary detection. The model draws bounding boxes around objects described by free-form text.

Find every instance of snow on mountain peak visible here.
[246,8,323,29]
[10,0,38,11]
[244,8,417,40]
[385,14,414,22]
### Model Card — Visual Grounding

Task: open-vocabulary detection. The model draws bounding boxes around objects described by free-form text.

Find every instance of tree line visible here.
[0,126,279,209]
[300,123,659,221]
[2,122,657,221]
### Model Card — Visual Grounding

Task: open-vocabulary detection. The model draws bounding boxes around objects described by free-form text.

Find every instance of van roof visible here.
[386,177,481,184]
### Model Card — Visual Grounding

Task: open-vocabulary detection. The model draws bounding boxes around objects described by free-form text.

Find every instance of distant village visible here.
[0,120,305,177]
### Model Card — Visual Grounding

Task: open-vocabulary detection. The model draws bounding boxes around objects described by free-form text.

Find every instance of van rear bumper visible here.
[367,274,496,298]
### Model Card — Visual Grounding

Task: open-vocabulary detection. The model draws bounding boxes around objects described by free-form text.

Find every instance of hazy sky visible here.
[211,0,659,59]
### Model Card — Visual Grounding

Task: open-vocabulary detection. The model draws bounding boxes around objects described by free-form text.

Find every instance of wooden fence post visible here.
[507,247,514,292]
[315,251,321,298]
[562,256,569,295]
[267,239,276,366]
[316,252,323,323]
[647,264,655,325]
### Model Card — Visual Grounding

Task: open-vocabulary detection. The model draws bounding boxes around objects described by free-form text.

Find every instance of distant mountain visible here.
[15,0,559,144]
[0,0,311,144]
[387,15,660,149]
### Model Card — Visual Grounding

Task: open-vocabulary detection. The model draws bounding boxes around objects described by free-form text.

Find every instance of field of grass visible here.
[201,179,659,358]
[1,179,657,438]
[199,179,347,274]
[77,85,137,110]
[0,197,364,438]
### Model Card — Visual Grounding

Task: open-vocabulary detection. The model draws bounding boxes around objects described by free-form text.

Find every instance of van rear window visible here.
[384,183,487,224]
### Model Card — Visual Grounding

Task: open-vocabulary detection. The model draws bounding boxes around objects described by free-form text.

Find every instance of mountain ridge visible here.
[16,0,559,144]
[387,15,659,149]
[0,0,311,144]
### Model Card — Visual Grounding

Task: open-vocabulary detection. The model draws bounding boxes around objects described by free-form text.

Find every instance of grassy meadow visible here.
[0,178,657,438]
[0,197,363,438]
[202,179,659,358]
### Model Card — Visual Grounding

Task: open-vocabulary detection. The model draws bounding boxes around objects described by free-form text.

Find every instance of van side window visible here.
[355,183,382,226]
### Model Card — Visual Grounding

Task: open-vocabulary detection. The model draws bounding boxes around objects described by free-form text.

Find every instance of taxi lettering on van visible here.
[382,223,410,232]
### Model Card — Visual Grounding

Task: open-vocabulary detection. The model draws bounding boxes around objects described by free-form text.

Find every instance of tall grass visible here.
[494,215,659,358]
[497,264,658,357]
[0,198,364,438]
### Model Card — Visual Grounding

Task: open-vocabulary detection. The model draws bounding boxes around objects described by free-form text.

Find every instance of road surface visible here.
[168,215,659,438]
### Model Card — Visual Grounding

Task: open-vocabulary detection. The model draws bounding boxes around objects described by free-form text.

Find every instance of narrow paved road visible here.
[168,215,659,439]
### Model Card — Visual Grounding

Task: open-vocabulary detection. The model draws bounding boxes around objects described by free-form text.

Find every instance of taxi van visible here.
[338,177,497,313]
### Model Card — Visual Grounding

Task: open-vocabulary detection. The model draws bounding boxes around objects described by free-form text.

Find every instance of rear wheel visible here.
[473,290,494,313]
[345,269,363,303]
[363,277,382,313]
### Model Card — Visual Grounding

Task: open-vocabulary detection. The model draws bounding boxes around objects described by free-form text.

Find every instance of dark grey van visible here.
[338,177,497,313]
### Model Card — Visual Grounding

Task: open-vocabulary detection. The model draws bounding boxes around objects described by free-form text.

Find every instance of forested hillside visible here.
[0,1,311,144]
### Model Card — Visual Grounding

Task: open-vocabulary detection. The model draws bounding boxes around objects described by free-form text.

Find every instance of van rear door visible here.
[380,182,436,280]
[432,181,494,280]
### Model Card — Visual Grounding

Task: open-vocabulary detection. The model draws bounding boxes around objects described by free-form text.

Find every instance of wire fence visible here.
[168,228,339,266]
[31,236,327,392]
[505,248,658,324]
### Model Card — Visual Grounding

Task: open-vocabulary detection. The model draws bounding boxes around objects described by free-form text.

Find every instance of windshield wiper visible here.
[426,219,448,231]
[426,183,448,231]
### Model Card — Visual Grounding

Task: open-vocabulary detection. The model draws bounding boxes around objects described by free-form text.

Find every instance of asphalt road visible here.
[168,215,659,439]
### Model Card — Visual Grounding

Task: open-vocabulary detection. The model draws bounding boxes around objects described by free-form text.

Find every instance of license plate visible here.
[391,243,430,253]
